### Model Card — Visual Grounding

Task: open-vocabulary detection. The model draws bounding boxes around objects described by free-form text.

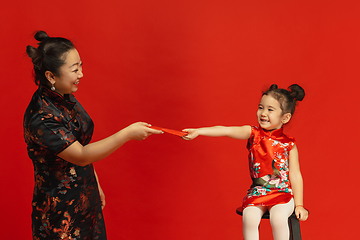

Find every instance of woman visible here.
[24,30,162,239]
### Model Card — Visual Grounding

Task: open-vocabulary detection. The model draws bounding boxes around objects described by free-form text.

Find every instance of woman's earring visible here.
[51,83,55,91]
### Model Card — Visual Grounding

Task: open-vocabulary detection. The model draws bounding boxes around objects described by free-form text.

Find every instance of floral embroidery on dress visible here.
[242,126,295,210]
[24,86,106,239]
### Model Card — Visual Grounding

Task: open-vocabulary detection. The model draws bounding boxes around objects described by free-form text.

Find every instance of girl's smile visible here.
[257,94,291,131]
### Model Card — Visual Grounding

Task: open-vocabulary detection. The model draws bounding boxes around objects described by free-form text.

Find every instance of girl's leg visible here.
[242,206,267,240]
[269,198,295,240]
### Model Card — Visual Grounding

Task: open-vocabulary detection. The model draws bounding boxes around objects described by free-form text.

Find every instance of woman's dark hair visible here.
[26,31,75,86]
[263,84,305,115]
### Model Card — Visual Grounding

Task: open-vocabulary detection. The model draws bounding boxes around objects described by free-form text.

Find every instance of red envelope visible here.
[151,126,187,137]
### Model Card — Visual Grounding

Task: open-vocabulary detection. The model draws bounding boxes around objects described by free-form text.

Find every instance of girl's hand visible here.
[124,122,163,141]
[295,205,309,221]
[181,129,199,140]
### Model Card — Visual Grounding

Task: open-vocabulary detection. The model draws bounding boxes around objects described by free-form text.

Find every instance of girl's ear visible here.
[282,113,292,124]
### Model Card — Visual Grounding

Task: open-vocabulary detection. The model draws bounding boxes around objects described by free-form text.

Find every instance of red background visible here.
[1,0,359,239]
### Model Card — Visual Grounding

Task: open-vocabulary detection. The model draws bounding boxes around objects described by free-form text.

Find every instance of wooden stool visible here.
[236,207,302,240]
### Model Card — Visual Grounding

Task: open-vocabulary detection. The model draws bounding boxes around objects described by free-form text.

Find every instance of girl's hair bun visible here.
[288,84,305,102]
[263,83,305,115]
[269,84,278,90]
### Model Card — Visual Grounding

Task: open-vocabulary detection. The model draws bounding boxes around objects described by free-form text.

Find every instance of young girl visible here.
[182,84,309,240]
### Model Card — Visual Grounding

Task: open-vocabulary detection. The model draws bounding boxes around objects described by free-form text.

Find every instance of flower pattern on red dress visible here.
[242,126,295,210]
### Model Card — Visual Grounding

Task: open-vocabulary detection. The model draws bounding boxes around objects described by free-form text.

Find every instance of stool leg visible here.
[288,215,301,240]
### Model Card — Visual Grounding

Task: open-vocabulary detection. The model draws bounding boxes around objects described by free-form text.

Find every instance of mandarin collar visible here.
[259,126,284,139]
[40,86,76,110]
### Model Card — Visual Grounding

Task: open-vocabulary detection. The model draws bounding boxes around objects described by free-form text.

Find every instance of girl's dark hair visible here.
[26,31,75,86]
[263,84,305,115]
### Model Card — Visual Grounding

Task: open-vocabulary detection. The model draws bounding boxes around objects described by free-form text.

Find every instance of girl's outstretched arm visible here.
[182,125,251,140]
[289,144,309,221]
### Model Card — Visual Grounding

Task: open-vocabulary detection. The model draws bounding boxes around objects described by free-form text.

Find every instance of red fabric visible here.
[242,191,293,210]
[242,126,295,210]
[151,126,187,137]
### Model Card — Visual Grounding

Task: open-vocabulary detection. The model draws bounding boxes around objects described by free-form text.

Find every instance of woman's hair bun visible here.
[26,30,74,86]
[34,30,50,42]
[26,45,38,60]
[288,84,305,101]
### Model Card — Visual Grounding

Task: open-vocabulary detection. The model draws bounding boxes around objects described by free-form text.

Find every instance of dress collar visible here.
[40,86,76,110]
[259,126,284,139]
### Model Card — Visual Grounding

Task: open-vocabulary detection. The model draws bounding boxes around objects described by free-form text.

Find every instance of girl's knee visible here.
[242,207,265,227]
[269,215,288,229]
[243,215,261,229]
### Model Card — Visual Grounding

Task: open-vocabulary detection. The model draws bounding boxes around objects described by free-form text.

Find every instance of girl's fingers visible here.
[297,209,308,221]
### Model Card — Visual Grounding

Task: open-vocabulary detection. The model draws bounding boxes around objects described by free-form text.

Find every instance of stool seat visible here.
[236,207,302,240]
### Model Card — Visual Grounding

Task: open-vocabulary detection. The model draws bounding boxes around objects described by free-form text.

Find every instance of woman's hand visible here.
[98,186,106,210]
[181,129,200,140]
[94,170,105,210]
[124,122,163,141]
[295,205,309,221]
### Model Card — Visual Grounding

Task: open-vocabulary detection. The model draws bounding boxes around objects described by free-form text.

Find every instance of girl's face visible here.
[257,94,291,131]
[51,49,83,96]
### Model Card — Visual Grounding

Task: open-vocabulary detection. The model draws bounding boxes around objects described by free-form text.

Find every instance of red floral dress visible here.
[23,86,106,240]
[241,126,295,210]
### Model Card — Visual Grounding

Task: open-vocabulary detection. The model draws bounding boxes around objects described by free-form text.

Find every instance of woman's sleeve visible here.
[29,112,77,154]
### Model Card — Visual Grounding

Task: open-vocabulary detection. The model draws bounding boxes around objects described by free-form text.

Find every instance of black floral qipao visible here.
[23,86,106,240]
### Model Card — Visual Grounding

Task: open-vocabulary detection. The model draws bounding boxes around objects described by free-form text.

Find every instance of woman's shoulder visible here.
[24,90,62,126]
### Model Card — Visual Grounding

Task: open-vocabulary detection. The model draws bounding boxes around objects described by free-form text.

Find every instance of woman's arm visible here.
[58,122,163,166]
[182,125,251,140]
[289,144,309,221]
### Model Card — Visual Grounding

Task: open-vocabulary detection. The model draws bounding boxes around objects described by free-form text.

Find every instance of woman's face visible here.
[52,49,83,96]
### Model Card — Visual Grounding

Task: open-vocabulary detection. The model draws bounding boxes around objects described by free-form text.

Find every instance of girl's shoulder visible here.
[249,125,260,136]
[247,125,260,143]
[278,132,296,151]
[282,132,296,143]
